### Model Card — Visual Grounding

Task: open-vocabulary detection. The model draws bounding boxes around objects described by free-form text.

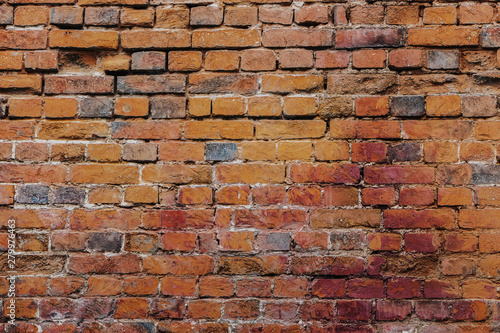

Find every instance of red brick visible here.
[353,50,386,69]
[388,49,424,69]
[263,28,333,47]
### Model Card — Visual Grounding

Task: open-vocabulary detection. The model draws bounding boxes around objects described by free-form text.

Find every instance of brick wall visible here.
[0,0,499,331]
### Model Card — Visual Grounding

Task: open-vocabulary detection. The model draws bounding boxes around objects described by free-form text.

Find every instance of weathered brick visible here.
[206,143,238,161]
[150,96,186,119]
[169,51,202,72]
[427,50,459,70]
[49,30,118,49]
[120,9,154,27]
[85,7,119,26]
[263,28,333,47]
[259,6,292,25]
[131,51,166,71]
[408,27,480,46]
[79,97,114,118]
[336,28,404,49]
[14,5,49,26]
[117,75,185,94]
[17,185,49,204]
[121,30,191,49]
[225,6,257,26]
[45,75,114,94]
[192,29,260,48]
[190,5,223,26]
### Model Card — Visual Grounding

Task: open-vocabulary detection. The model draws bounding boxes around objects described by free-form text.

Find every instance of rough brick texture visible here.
[0,0,499,332]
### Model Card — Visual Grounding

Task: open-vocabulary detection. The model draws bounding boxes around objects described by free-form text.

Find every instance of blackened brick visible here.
[87,232,123,252]
[79,97,114,118]
[388,143,422,162]
[17,184,49,204]
[52,186,85,204]
[391,96,425,117]
[206,143,238,161]
[150,96,186,119]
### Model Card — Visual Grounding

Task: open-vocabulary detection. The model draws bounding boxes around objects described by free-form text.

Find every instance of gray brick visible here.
[17,185,49,204]
[330,230,367,251]
[51,7,83,26]
[427,50,459,70]
[150,96,186,119]
[52,186,85,205]
[87,232,123,252]
[79,97,114,118]
[257,232,290,251]
[123,143,157,162]
[0,97,7,118]
[117,75,186,94]
[190,5,223,26]
[0,7,13,25]
[85,7,119,26]
[131,51,166,72]
[206,143,238,161]
[391,96,425,117]
[388,143,422,162]
[471,163,500,185]
[462,95,497,118]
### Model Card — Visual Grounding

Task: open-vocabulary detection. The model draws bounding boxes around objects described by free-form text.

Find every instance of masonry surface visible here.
[0,0,499,332]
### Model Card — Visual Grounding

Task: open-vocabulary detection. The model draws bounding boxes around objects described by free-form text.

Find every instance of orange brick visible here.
[0,51,23,70]
[115,97,149,117]
[0,185,15,205]
[219,231,254,251]
[356,96,389,117]
[353,50,386,69]
[188,97,211,117]
[87,276,122,296]
[49,30,118,49]
[438,187,474,206]
[408,27,479,46]
[121,8,154,27]
[424,142,458,163]
[283,97,316,117]
[14,6,49,26]
[460,142,494,161]
[426,95,461,117]
[9,98,43,118]
[314,141,349,161]
[240,141,276,161]
[161,277,196,296]
[350,5,384,24]
[169,51,202,72]
[205,51,240,71]
[248,96,281,117]
[161,232,197,251]
[277,141,313,160]
[88,187,122,204]
[88,143,121,162]
[216,185,250,205]
[178,186,213,205]
[386,6,419,25]
[368,233,402,251]
[123,277,158,295]
[125,186,158,204]
[101,54,130,71]
[212,97,246,116]
[44,97,78,118]
[459,4,494,24]
[423,7,457,25]
[158,142,205,162]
